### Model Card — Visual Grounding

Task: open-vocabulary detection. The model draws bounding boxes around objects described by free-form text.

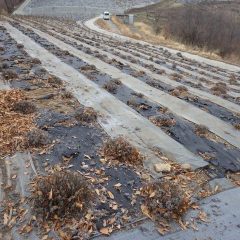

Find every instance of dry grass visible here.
[111,16,141,40]
[150,115,176,128]
[171,73,183,80]
[95,18,112,31]
[195,125,209,137]
[30,171,93,219]
[27,129,51,148]
[234,123,240,130]
[175,85,188,93]
[47,75,63,87]
[210,82,228,95]
[61,91,74,99]
[2,69,18,80]
[103,81,118,93]
[103,137,143,165]
[75,107,98,123]
[12,100,37,114]
[0,90,35,156]
[80,64,97,72]
[108,17,239,65]
[141,180,190,222]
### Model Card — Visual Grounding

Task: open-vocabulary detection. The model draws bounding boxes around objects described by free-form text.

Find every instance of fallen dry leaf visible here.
[108,191,114,199]
[100,227,110,235]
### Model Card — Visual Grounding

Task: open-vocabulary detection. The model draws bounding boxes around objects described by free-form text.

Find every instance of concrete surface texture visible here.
[96,187,240,240]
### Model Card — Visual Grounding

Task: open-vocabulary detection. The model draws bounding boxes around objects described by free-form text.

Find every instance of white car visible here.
[103,11,110,20]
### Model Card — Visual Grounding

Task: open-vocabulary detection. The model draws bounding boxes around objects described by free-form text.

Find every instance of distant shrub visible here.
[163,6,240,58]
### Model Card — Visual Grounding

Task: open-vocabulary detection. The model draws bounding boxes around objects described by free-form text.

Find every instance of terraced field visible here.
[0,13,240,240]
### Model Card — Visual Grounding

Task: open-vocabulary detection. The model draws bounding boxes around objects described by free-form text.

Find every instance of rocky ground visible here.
[0,10,240,240]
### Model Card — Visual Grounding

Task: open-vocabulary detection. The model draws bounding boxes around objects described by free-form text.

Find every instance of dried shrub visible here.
[0,62,9,70]
[150,115,176,127]
[62,91,74,99]
[103,81,118,93]
[141,180,190,222]
[103,137,143,164]
[31,58,41,64]
[211,83,228,95]
[75,107,97,123]
[156,69,166,75]
[12,101,37,114]
[234,123,240,130]
[2,70,18,80]
[27,129,51,147]
[195,124,209,137]
[0,46,5,51]
[80,65,96,72]
[112,79,122,85]
[17,44,24,49]
[31,171,93,219]
[171,89,180,97]
[171,73,183,80]
[176,85,188,93]
[132,70,145,78]
[48,76,63,87]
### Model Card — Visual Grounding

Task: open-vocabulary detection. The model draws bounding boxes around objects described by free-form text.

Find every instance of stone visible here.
[181,163,191,170]
[154,163,171,173]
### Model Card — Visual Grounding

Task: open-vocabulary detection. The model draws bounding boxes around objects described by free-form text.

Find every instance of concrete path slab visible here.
[2,22,207,175]
[96,187,240,240]
[13,22,240,149]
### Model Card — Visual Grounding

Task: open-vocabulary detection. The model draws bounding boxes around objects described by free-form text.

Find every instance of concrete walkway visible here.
[15,22,240,149]
[96,187,240,240]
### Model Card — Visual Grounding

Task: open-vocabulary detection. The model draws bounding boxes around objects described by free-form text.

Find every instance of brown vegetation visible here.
[234,123,240,130]
[27,129,51,148]
[195,124,209,137]
[2,69,18,80]
[150,115,176,128]
[141,180,190,222]
[12,100,37,114]
[103,81,118,93]
[75,107,98,123]
[103,137,143,164]
[95,18,112,31]
[163,5,240,59]
[210,82,228,95]
[0,90,35,156]
[30,171,93,219]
